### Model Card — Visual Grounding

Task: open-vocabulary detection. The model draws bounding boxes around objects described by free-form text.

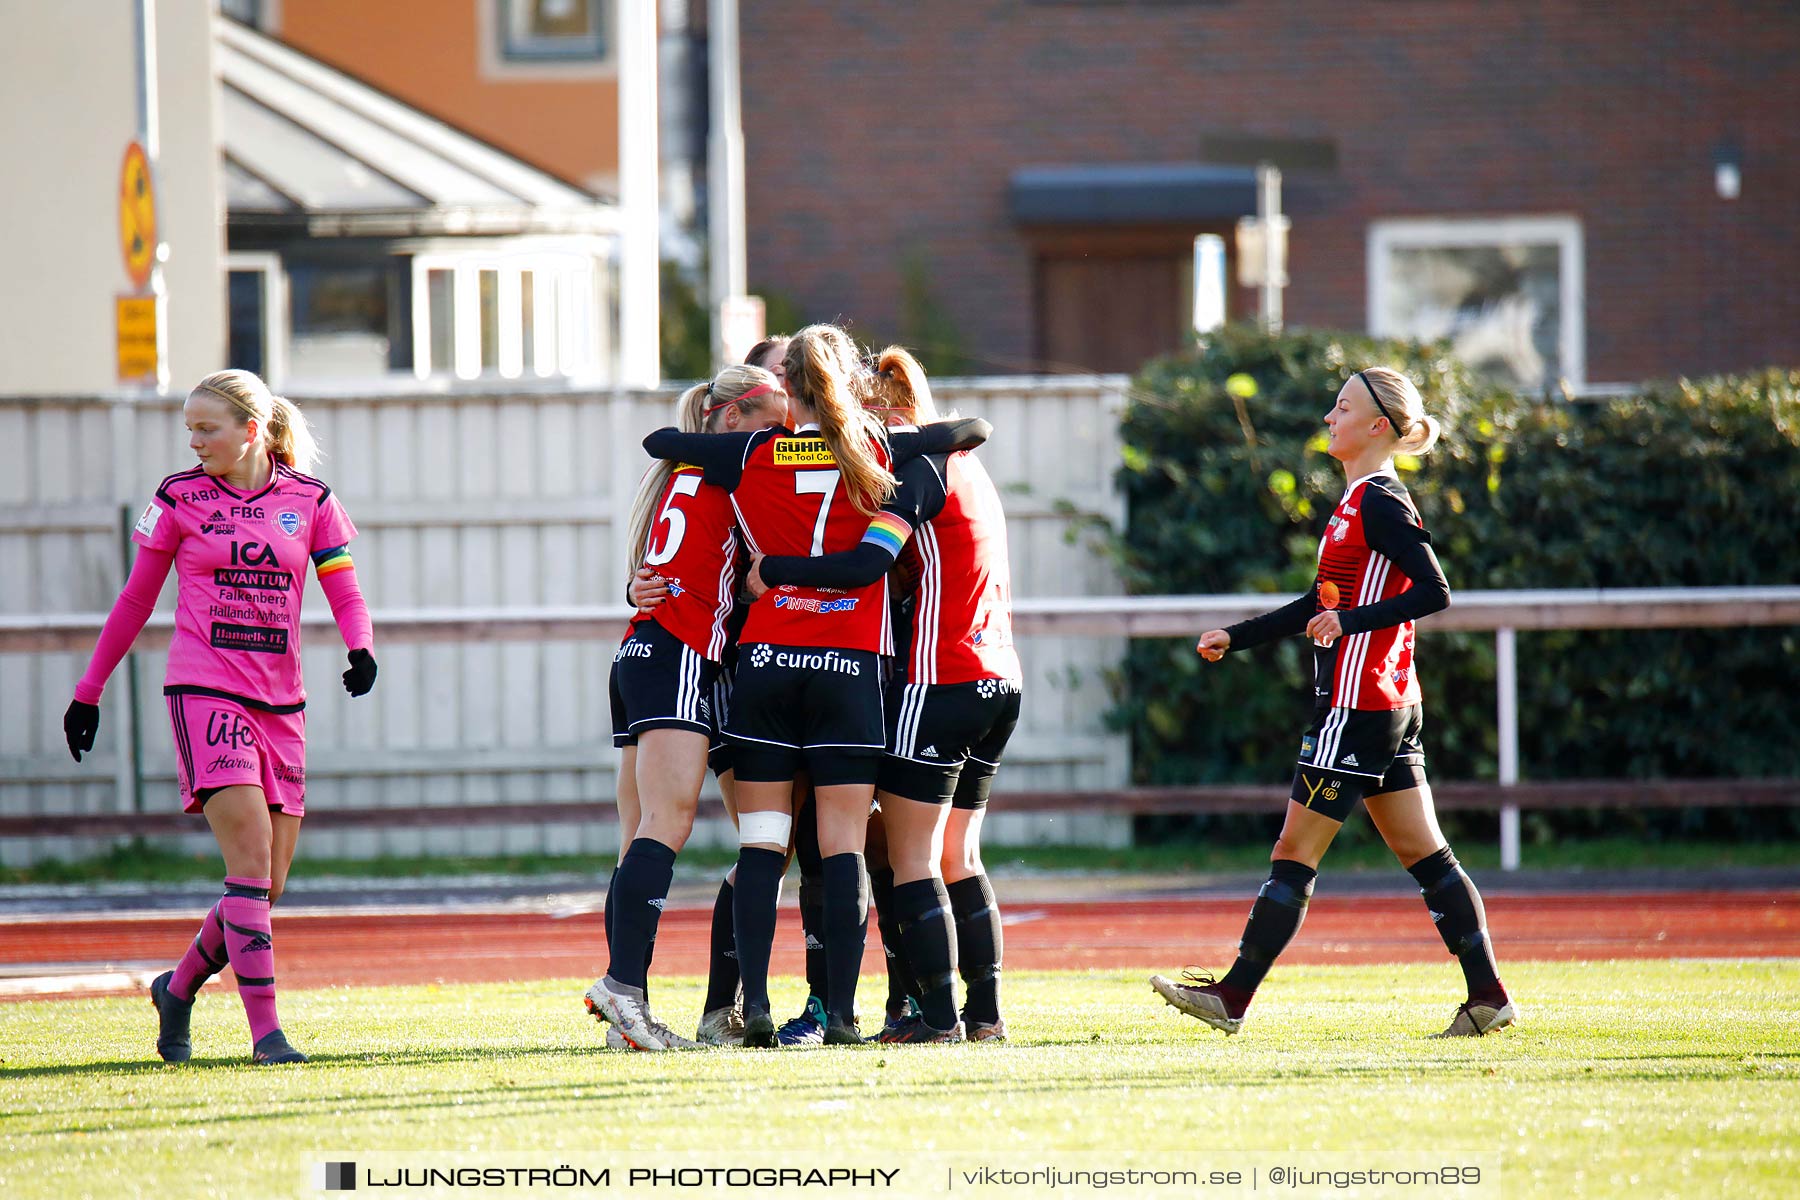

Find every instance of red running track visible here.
[2,892,1793,995]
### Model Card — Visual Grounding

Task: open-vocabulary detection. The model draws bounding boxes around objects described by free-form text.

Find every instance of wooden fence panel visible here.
[0,379,1133,864]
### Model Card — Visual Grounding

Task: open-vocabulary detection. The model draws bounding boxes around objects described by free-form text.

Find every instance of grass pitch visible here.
[2,961,1795,1199]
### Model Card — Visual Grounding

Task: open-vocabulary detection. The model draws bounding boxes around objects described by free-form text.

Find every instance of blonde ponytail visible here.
[1358,366,1441,456]
[625,365,784,568]
[189,369,320,474]
[265,394,320,473]
[785,325,894,516]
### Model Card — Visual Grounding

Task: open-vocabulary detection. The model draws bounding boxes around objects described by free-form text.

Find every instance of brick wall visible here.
[740,1,1799,383]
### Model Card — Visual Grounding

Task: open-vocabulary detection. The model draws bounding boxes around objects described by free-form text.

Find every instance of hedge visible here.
[1110,325,1800,824]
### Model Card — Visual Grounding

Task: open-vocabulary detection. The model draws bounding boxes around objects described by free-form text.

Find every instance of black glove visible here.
[343,648,378,697]
[64,700,100,763]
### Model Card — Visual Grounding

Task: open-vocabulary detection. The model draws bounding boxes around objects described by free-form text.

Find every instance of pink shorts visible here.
[164,691,307,817]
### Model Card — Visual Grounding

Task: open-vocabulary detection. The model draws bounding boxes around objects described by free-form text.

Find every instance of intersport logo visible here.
[773,594,859,614]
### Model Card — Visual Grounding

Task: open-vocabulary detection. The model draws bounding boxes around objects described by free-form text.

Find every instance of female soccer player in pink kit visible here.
[63,369,376,1065]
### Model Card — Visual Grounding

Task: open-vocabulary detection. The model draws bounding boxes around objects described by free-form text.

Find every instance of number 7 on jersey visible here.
[794,470,840,556]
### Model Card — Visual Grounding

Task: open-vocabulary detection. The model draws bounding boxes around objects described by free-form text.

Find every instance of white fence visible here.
[0,379,1133,866]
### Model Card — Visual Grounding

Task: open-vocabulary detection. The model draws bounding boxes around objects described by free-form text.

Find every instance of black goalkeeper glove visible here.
[64,700,100,762]
[343,648,378,697]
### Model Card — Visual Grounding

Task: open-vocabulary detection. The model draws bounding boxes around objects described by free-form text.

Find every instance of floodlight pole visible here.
[1257,162,1283,332]
[708,0,748,370]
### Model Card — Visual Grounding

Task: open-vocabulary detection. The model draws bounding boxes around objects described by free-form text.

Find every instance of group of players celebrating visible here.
[64,328,1513,1065]
[589,324,1018,1049]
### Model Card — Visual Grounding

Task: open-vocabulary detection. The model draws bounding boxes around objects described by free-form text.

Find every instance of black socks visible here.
[820,852,870,1028]
[1219,859,1318,1007]
[869,865,919,1017]
[947,873,1003,1027]
[604,839,676,991]
[732,846,787,1016]
[702,876,740,1013]
[1409,846,1507,1006]
[892,878,959,1030]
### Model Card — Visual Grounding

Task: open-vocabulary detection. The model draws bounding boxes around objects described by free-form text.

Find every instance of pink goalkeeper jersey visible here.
[133,463,358,708]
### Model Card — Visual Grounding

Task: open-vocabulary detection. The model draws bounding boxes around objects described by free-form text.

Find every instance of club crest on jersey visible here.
[276,510,302,537]
[772,442,837,467]
[1329,515,1350,543]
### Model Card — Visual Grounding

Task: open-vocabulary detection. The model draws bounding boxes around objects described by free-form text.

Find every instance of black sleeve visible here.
[1223,591,1317,652]
[888,418,991,465]
[1337,490,1451,635]
[640,428,765,490]
[759,456,949,590]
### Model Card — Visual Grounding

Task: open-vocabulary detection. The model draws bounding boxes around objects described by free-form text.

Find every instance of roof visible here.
[217,17,617,237]
[1009,163,1257,225]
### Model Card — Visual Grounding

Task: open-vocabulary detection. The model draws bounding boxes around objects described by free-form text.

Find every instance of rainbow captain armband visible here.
[861,512,913,558]
[311,544,354,578]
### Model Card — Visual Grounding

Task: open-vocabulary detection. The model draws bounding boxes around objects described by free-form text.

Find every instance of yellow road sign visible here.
[120,142,157,290]
[117,294,158,382]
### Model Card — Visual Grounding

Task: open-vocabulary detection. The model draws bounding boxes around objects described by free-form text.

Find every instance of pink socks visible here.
[219,876,281,1043]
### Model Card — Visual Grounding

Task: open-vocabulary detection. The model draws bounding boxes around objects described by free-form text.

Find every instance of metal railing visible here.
[6,585,1797,869]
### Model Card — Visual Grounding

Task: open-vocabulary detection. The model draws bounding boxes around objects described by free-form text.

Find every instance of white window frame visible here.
[410,253,600,382]
[478,0,617,81]
[1367,215,1585,390]
[225,251,289,390]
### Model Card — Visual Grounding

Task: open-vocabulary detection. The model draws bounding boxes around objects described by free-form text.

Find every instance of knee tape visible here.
[738,810,793,848]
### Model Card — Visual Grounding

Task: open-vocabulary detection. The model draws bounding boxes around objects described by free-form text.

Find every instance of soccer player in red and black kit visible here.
[585,364,787,1051]
[748,347,1021,1044]
[641,324,988,1047]
[1151,367,1517,1039]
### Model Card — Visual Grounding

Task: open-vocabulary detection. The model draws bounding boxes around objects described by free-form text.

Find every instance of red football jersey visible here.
[1315,473,1424,710]
[630,465,740,662]
[901,452,1020,685]
[733,431,893,653]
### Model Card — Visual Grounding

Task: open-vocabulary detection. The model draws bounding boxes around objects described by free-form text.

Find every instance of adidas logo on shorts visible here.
[648,897,666,910]
[920,745,941,758]
[1342,753,1360,766]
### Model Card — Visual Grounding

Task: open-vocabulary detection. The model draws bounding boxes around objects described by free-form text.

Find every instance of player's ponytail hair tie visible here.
[1357,367,1442,456]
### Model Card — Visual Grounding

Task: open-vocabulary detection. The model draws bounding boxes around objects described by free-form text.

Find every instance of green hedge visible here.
[1111,325,1800,801]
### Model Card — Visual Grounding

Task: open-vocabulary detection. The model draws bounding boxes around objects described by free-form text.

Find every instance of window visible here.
[219,0,276,31]
[224,252,287,386]
[1368,216,1584,391]
[285,261,396,382]
[499,0,606,61]
[409,254,605,382]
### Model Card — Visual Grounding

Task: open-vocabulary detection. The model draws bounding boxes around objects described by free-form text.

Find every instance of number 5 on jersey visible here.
[645,473,703,566]
[795,470,839,555]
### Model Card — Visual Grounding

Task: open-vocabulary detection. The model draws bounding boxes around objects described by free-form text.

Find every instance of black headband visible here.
[1357,370,1403,434]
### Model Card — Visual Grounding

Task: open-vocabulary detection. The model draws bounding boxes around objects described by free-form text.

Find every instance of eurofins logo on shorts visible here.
[614,639,657,662]
[772,649,861,676]
[773,594,859,614]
